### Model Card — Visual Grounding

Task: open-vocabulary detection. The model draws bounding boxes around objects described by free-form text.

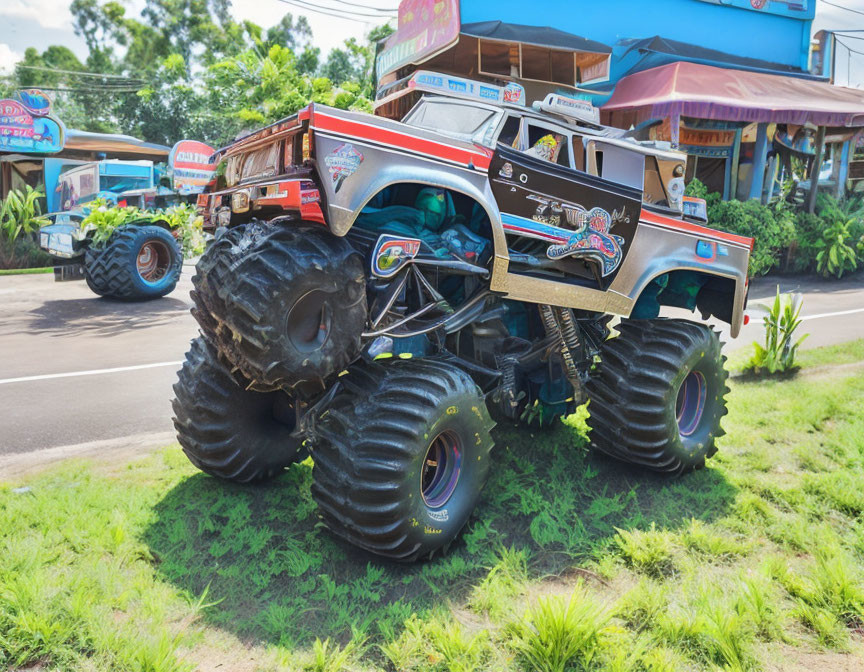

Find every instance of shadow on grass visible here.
[144,422,737,647]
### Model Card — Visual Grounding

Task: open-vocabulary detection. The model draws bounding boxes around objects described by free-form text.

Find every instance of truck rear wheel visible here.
[85,224,182,300]
[195,225,367,393]
[585,318,728,474]
[172,336,304,483]
[311,359,495,561]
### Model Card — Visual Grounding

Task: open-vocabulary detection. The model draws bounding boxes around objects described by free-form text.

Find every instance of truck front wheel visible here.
[311,359,495,561]
[172,337,304,483]
[585,318,728,474]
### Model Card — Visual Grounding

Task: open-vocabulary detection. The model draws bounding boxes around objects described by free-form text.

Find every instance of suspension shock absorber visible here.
[539,305,582,398]
[540,304,582,393]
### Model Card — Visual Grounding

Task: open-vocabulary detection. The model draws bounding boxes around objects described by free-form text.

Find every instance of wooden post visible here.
[670,112,681,151]
[836,139,851,199]
[748,122,769,201]
[807,125,826,214]
[729,128,743,200]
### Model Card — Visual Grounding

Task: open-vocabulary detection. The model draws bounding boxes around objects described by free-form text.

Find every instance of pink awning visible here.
[602,62,864,128]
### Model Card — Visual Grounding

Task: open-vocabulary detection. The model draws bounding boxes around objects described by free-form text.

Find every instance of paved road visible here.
[1,269,862,458]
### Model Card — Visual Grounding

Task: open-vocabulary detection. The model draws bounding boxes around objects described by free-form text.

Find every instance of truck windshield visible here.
[405,101,499,145]
[101,175,151,193]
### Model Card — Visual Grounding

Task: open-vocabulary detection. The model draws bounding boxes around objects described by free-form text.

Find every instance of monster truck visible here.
[40,210,182,300]
[39,160,188,300]
[175,86,752,561]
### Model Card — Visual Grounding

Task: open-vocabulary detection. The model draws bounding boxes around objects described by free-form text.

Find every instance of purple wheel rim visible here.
[421,431,462,508]
[676,370,707,437]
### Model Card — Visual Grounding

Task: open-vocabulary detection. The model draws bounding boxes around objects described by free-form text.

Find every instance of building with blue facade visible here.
[375,0,864,206]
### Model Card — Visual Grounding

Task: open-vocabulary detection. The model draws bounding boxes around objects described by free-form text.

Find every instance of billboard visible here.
[0,90,65,155]
[376,0,461,80]
[169,140,216,194]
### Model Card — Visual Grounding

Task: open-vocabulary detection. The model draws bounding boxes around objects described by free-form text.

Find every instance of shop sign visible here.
[650,118,735,156]
[376,0,461,79]
[169,140,216,194]
[695,0,809,19]
[0,89,64,155]
[410,71,526,106]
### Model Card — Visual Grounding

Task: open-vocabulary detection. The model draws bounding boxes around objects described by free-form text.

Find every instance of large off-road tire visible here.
[311,359,495,561]
[172,336,304,483]
[193,224,367,393]
[190,221,272,343]
[85,224,182,300]
[585,318,728,474]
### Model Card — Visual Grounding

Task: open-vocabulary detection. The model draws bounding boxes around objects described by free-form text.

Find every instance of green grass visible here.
[0,266,53,275]
[2,340,864,671]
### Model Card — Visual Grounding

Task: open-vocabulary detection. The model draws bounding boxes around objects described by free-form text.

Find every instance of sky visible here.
[0,0,863,84]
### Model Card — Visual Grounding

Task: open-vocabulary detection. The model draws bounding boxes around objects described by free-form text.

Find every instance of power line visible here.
[821,0,864,18]
[274,0,394,21]
[836,38,864,56]
[14,64,145,83]
[326,0,399,12]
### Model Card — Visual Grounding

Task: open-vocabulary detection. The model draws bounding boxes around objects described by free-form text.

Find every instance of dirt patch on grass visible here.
[762,642,864,671]
[0,431,175,480]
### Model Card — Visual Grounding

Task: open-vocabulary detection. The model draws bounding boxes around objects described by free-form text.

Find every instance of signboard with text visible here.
[169,140,216,194]
[376,0,461,79]
[0,90,65,155]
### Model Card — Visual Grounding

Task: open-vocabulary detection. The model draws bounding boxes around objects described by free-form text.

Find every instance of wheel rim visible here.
[136,240,172,283]
[421,431,462,509]
[286,290,333,353]
[676,370,707,437]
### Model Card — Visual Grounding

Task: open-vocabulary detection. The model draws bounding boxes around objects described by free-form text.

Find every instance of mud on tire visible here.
[192,224,367,393]
[172,336,304,483]
[85,223,182,300]
[190,221,272,343]
[585,318,729,474]
[311,359,495,561]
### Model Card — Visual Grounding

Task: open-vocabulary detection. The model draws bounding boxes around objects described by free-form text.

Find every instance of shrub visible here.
[815,217,859,278]
[0,186,51,269]
[788,212,824,272]
[708,198,794,276]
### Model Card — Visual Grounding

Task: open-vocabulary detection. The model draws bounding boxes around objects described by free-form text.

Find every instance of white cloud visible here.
[0,0,72,30]
[0,43,22,74]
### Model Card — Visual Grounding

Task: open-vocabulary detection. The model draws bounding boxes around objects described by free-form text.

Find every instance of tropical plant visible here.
[0,186,48,245]
[80,199,148,247]
[744,287,809,376]
[815,217,859,278]
[163,203,206,257]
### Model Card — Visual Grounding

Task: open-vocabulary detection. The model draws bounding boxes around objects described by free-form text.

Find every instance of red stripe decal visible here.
[640,209,753,248]
[312,113,491,171]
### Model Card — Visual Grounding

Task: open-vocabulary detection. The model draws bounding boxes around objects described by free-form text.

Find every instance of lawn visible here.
[2,342,864,671]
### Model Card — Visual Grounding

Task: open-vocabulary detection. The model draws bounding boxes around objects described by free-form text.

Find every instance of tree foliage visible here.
[3,0,392,147]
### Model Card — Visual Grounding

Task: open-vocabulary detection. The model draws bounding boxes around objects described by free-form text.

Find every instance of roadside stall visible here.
[601,62,864,208]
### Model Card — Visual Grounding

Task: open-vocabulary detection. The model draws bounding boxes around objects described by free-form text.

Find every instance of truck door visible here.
[489,143,642,293]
